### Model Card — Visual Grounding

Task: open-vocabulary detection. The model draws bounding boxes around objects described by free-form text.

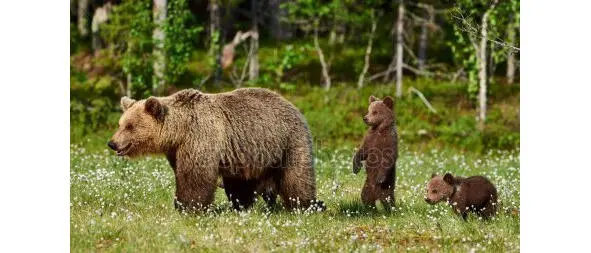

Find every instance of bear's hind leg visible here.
[361,184,377,208]
[479,197,497,219]
[278,144,317,210]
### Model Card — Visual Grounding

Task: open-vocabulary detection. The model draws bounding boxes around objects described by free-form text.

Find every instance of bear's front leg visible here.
[452,203,468,221]
[352,148,367,174]
[173,167,217,212]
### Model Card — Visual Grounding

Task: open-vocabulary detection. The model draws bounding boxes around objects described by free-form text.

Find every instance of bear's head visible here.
[363,95,394,128]
[108,96,167,157]
[424,173,455,205]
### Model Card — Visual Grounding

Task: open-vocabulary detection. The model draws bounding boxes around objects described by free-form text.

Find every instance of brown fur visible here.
[425,173,498,220]
[109,88,320,211]
[352,95,398,211]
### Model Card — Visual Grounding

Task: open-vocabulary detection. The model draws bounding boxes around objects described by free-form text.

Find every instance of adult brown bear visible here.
[108,88,321,211]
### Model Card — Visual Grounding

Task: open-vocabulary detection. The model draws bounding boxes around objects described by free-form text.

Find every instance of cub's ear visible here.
[145,97,167,122]
[443,173,454,184]
[383,96,394,109]
[431,173,437,178]
[121,96,136,112]
[369,95,378,103]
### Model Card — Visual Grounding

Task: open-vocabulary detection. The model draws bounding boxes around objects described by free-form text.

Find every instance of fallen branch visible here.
[222,30,258,69]
[402,63,457,80]
[368,68,396,82]
[230,43,254,87]
[408,87,437,113]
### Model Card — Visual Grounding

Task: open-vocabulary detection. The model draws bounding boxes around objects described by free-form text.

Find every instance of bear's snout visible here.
[363,116,368,124]
[424,197,433,204]
[107,140,118,151]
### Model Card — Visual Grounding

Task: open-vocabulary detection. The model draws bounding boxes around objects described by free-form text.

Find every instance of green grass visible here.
[70,141,520,252]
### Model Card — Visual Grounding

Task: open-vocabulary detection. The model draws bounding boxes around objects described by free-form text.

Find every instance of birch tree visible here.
[476,1,497,130]
[417,3,434,72]
[77,0,89,37]
[209,0,222,85]
[313,19,331,90]
[357,10,378,88]
[450,0,513,130]
[249,0,259,81]
[152,0,167,95]
[395,0,405,98]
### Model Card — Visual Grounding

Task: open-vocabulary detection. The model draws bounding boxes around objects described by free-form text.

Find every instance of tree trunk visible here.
[91,3,112,53]
[77,0,89,37]
[269,0,292,40]
[383,17,397,83]
[153,0,167,95]
[357,12,377,89]
[506,17,516,85]
[126,73,132,97]
[329,25,337,46]
[249,0,259,81]
[477,0,497,130]
[270,0,281,40]
[209,0,222,86]
[418,4,433,72]
[395,0,405,98]
[337,25,345,44]
[313,19,331,91]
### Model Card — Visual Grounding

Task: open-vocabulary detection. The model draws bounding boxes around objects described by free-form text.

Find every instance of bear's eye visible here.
[432,189,438,194]
[372,111,377,115]
[126,123,134,131]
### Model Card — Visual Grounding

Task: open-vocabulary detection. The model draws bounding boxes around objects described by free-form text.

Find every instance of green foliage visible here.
[102,0,154,98]
[283,0,333,20]
[70,23,81,54]
[70,64,120,140]
[208,30,220,68]
[258,44,307,86]
[163,0,203,85]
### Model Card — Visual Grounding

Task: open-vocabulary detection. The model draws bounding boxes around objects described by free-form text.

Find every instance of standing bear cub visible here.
[108,88,322,212]
[352,95,398,211]
[425,173,498,220]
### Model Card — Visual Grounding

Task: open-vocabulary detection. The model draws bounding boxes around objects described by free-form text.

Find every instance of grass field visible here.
[70,141,520,252]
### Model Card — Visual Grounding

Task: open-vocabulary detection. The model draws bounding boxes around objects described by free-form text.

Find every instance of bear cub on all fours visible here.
[425,173,498,220]
[352,95,398,211]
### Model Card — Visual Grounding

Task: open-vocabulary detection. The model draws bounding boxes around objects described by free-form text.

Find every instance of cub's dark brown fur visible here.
[352,95,398,210]
[425,173,498,220]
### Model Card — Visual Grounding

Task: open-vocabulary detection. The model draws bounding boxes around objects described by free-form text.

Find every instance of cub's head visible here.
[363,95,394,127]
[424,173,455,205]
[107,96,167,157]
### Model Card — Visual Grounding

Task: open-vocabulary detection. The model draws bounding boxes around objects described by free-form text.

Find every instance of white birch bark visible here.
[395,1,405,98]
[357,13,377,88]
[153,0,167,95]
[313,19,331,91]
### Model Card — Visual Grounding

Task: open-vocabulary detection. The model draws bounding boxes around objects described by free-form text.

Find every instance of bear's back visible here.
[218,88,307,130]
[460,176,497,207]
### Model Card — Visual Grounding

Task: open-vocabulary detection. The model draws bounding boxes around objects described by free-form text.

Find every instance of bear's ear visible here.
[443,173,454,184]
[121,97,136,112]
[383,96,394,109]
[369,95,378,103]
[431,173,437,178]
[145,97,166,122]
